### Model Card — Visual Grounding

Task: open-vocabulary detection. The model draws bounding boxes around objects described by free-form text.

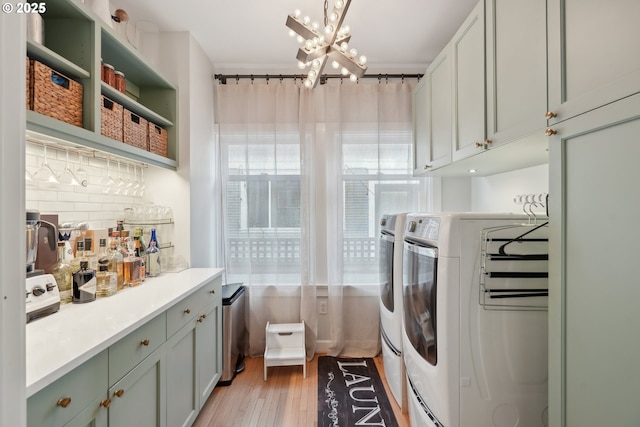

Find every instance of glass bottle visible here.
[72,260,96,303]
[96,259,117,297]
[108,239,124,291]
[91,238,108,271]
[69,240,85,273]
[146,228,160,277]
[123,239,142,287]
[51,241,72,304]
[146,241,160,277]
[133,227,145,282]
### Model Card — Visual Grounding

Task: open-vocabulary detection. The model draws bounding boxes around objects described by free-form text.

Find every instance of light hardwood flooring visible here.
[193,354,411,427]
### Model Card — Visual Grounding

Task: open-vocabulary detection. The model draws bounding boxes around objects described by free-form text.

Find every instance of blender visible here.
[26,210,61,322]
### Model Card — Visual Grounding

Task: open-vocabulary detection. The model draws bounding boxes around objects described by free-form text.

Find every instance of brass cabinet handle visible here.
[197,314,207,323]
[545,128,557,136]
[423,164,431,170]
[184,308,191,314]
[114,389,125,398]
[56,397,72,408]
[545,111,557,119]
[100,399,112,408]
[484,138,492,145]
[140,339,150,346]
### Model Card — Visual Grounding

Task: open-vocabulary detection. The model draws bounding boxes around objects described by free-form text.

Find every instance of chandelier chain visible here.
[323,0,328,27]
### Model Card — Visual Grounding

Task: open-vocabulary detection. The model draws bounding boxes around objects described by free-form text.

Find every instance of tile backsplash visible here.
[26,142,146,230]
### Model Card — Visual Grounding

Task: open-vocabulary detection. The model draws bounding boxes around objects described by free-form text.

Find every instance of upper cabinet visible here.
[485,0,547,146]
[413,45,453,175]
[451,1,486,162]
[26,0,178,170]
[412,0,549,177]
[546,0,640,125]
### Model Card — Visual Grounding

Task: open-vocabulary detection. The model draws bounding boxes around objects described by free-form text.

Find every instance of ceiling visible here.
[110,0,479,76]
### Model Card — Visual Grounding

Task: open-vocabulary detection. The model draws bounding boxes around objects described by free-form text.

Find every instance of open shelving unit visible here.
[26,0,178,170]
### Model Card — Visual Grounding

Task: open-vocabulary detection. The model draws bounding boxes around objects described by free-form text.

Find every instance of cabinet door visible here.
[548,93,640,427]
[196,302,222,407]
[412,76,430,175]
[108,346,166,427]
[485,0,547,146]
[426,45,453,171]
[64,397,108,427]
[547,0,640,124]
[452,1,486,161]
[166,321,198,427]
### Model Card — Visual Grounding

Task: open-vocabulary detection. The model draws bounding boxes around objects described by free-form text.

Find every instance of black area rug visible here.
[318,356,399,427]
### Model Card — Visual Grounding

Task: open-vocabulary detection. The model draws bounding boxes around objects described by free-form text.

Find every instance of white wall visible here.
[471,163,549,212]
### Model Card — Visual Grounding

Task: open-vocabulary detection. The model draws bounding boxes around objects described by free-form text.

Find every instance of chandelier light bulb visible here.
[335,0,344,9]
[289,29,296,37]
[305,40,313,50]
[312,59,321,67]
[298,61,307,69]
[329,12,339,22]
[342,24,350,34]
[304,78,313,88]
[325,25,335,34]
[359,55,367,65]
[340,42,348,52]
[309,70,317,79]
[341,67,349,76]
[349,48,358,57]
[297,35,304,44]
[312,21,319,30]
[350,74,358,82]
[303,15,311,24]
[294,9,301,17]
[332,60,340,69]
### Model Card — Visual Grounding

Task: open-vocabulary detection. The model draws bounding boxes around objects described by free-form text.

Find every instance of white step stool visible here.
[264,321,306,381]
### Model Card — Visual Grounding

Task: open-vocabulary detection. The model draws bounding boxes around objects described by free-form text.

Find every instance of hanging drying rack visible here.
[478,194,550,310]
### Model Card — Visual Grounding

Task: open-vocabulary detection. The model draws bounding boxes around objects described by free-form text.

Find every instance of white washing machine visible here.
[402,212,549,427]
[379,213,407,411]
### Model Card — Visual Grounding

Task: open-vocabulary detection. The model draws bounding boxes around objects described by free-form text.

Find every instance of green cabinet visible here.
[26,0,178,169]
[108,346,166,427]
[28,276,223,427]
[546,0,640,125]
[451,0,485,162]
[548,93,640,427]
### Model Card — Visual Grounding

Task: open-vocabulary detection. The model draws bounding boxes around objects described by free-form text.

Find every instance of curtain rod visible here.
[214,73,423,85]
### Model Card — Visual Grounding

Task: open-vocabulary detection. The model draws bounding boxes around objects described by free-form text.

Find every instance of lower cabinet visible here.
[27,276,223,427]
[108,347,166,427]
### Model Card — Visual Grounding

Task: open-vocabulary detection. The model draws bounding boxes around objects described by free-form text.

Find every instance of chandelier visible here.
[286,0,368,89]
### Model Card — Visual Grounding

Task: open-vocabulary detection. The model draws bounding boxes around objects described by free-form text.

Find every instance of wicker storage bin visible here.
[123,109,148,150]
[26,58,32,110]
[148,123,168,157]
[32,60,83,127]
[100,96,124,142]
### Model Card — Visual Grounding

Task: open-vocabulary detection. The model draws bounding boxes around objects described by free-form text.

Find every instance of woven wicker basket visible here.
[100,96,124,142]
[26,58,32,110]
[123,109,148,150]
[148,123,168,157]
[32,60,83,127]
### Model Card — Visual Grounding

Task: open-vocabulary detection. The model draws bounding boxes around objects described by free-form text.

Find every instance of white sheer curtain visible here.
[216,78,422,358]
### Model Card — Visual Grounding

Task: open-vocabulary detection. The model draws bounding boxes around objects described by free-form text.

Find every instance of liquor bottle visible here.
[133,227,146,282]
[107,239,124,291]
[72,260,96,303]
[51,241,72,304]
[90,238,108,271]
[123,239,142,287]
[96,259,117,297]
[69,240,85,273]
[146,228,160,277]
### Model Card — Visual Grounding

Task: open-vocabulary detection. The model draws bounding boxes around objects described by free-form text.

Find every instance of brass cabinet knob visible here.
[209,290,215,294]
[423,164,431,170]
[114,389,125,398]
[100,399,112,408]
[140,339,150,346]
[484,139,492,145]
[545,111,557,119]
[197,315,205,323]
[184,308,191,314]
[545,128,557,136]
[56,397,72,408]
[475,142,484,148]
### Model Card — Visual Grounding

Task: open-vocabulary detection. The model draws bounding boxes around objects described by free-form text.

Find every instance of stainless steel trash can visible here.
[218,283,246,386]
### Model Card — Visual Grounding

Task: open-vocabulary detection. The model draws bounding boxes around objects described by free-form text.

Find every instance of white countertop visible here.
[26,268,224,397]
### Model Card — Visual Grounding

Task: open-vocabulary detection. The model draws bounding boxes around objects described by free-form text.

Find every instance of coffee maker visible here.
[26,210,60,322]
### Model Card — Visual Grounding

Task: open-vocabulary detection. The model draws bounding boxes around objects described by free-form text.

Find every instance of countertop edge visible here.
[26,267,224,397]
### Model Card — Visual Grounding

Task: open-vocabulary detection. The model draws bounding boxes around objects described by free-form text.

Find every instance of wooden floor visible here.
[193,354,411,427]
